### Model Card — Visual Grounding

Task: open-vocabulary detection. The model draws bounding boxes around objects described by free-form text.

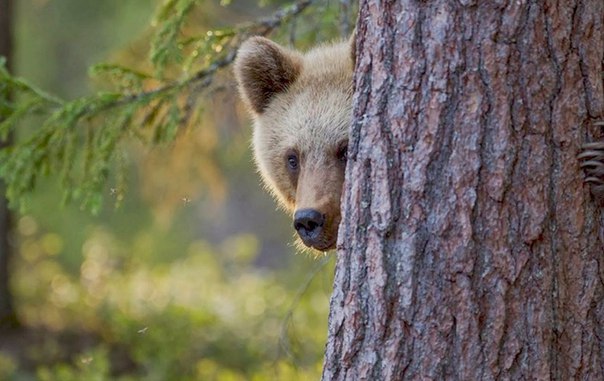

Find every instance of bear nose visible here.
[293,209,325,246]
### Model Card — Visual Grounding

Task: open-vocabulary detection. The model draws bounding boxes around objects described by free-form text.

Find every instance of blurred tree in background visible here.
[0,0,18,331]
[0,0,356,379]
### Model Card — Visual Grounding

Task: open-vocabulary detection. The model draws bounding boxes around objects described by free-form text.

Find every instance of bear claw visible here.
[579,134,604,204]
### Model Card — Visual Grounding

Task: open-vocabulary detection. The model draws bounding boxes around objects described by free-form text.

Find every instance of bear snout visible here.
[293,209,326,248]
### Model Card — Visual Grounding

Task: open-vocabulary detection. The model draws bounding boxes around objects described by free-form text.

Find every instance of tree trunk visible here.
[0,0,19,330]
[323,1,603,380]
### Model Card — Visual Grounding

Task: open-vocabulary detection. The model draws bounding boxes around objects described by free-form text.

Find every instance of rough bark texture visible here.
[0,0,18,330]
[323,1,604,380]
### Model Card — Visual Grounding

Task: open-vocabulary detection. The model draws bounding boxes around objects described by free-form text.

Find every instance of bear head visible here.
[234,36,354,251]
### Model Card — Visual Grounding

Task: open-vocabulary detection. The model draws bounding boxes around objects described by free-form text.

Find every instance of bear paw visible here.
[579,140,604,204]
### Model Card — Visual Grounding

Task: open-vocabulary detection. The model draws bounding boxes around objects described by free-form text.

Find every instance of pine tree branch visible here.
[85,0,316,116]
[0,0,318,211]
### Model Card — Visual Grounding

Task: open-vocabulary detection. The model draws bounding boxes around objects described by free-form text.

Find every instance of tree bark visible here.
[323,1,603,380]
[0,0,19,330]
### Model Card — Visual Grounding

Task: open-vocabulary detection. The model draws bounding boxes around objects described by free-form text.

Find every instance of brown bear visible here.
[234,34,604,251]
[234,36,353,251]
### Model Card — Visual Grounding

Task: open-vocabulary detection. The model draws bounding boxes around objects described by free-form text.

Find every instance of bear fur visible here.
[234,36,354,251]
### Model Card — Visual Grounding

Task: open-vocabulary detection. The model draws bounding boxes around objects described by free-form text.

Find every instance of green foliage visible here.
[37,348,113,381]
[0,353,17,380]
[10,223,333,380]
[0,57,63,139]
[89,64,151,94]
[1,0,323,213]
[151,0,202,77]
[181,29,236,74]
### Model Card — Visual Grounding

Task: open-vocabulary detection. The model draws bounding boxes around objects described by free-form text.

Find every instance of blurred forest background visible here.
[0,0,355,379]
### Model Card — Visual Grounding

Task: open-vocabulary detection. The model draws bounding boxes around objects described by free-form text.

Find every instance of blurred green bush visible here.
[11,222,332,380]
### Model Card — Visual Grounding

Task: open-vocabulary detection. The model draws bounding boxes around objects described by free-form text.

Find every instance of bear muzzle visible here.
[293,208,335,250]
[291,163,344,251]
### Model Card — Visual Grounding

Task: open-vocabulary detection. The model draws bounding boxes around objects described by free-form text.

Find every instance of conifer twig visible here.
[90,0,316,115]
[0,0,317,211]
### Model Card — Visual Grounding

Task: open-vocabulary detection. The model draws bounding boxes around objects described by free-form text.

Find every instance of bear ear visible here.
[234,36,303,114]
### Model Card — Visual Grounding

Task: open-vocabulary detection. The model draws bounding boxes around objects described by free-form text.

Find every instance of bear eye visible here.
[287,153,299,171]
[337,142,348,163]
